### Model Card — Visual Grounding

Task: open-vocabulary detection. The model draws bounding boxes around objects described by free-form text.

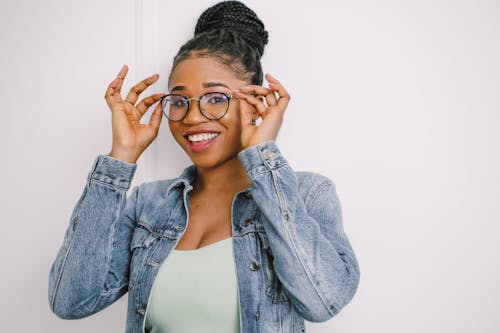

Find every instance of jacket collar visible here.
[165,164,197,195]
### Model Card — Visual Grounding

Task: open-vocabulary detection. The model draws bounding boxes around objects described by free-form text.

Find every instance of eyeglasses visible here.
[160,92,235,121]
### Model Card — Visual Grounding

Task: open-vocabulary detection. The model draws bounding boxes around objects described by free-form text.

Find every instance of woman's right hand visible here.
[105,65,165,164]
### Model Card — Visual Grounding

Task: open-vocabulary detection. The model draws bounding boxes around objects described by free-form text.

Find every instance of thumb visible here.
[239,98,253,127]
[239,99,256,147]
[149,103,163,131]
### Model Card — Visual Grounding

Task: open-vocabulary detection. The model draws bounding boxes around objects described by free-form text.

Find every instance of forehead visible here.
[168,57,248,91]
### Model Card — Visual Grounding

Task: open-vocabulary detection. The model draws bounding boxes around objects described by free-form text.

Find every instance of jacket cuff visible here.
[88,154,137,190]
[237,141,288,178]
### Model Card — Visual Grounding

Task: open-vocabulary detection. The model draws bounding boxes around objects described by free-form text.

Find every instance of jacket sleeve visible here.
[48,154,138,319]
[238,141,360,322]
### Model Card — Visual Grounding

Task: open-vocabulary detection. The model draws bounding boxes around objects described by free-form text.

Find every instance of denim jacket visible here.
[48,141,360,333]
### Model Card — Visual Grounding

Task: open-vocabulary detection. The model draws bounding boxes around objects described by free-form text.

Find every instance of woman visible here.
[48,1,360,332]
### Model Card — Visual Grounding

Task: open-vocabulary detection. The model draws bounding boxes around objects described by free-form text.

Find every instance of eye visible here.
[205,93,228,104]
[169,96,187,107]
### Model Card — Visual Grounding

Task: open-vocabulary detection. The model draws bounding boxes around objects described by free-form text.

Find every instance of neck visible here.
[193,157,252,196]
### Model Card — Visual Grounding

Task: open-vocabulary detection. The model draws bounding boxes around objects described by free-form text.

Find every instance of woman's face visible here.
[167,56,252,169]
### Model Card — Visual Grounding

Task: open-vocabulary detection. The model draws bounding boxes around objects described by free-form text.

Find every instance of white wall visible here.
[1,0,499,332]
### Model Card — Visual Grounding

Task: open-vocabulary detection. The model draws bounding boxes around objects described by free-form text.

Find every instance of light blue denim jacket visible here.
[48,141,360,333]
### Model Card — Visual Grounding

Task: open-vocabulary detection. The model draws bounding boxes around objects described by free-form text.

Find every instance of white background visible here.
[1,0,499,332]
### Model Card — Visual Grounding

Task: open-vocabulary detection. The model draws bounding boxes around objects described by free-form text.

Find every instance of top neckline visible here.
[172,237,233,254]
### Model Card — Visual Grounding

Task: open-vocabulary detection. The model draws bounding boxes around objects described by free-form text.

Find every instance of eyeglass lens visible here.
[162,92,230,121]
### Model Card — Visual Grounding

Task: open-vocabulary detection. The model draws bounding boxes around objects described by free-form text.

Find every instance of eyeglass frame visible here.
[160,91,237,121]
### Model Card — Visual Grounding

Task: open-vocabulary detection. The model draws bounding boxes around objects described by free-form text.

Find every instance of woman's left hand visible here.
[234,73,290,149]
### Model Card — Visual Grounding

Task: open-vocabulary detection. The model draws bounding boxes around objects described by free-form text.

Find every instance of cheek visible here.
[168,123,184,144]
[224,105,243,133]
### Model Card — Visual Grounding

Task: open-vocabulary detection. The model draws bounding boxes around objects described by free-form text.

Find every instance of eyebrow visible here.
[170,82,230,92]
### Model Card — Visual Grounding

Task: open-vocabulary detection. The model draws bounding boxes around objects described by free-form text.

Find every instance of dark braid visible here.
[169,1,268,85]
[194,1,268,57]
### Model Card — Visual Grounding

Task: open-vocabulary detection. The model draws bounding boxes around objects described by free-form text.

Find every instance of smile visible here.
[183,131,221,153]
[187,132,220,142]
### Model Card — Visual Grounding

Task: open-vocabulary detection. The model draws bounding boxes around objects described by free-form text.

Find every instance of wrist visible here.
[238,140,286,176]
[108,148,140,164]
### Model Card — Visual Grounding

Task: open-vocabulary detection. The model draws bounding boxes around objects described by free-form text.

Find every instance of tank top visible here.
[144,237,241,333]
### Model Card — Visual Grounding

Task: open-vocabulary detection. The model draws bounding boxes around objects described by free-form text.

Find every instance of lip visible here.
[183,127,221,136]
[183,128,221,153]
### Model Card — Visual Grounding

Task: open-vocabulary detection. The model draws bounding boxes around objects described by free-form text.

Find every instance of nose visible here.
[182,99,207,124]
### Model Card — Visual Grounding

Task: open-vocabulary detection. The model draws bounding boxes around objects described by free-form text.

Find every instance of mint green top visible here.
[144,237,241,333]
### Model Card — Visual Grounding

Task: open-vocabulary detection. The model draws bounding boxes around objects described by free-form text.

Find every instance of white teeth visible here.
[187,132,220,142]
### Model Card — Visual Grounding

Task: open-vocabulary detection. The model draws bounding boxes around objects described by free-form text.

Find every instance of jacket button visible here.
[263,150,277,160]
[147,261,160,267]
[250,260,260,271]
[244,219,254,226]
[256,310,260,321]
[137,308,145,315]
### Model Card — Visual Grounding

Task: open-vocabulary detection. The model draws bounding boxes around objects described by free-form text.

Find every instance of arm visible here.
[48,154,138,319]
[48,64,164,319]
[238,141,360,322]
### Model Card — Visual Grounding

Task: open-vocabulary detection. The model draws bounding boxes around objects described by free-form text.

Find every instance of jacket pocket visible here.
[130,223,159,251]
[129,223,159,289]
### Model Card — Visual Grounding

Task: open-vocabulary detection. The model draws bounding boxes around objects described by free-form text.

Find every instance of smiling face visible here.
[167,56,252,169]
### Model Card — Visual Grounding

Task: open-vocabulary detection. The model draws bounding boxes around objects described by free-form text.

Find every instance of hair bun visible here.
[195,1,268,58]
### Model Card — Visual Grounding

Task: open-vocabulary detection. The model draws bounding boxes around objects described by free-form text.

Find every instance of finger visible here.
[239,98,254,127]
[239,85,277,107]
[234,91,267,115]
[136,93,166,115]
[265,91,277,106]
[104,65,128,105]
[268,80,290,110]
[265,72,280,84]
[239,85,273,96]
[117,64,128,79]
[125,74,160,105]
[104,77,122,105]
[148,102,163,131]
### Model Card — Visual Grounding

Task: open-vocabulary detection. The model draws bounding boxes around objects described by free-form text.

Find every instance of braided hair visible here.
[169,1,268,85]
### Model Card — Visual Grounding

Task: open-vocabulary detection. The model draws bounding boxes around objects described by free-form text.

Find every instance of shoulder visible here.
[130,178,186,205]
[294,170,337,206]
[295,170,336,190]
[127,177,187,220]
[132,165,196,200]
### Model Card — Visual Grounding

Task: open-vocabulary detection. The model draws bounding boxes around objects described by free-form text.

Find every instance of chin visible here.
[185,149,240,170]
[173,132,243,169]
[189,156,220,169]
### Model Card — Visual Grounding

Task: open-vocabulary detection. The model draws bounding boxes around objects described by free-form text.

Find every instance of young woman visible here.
[48,1,360,332]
